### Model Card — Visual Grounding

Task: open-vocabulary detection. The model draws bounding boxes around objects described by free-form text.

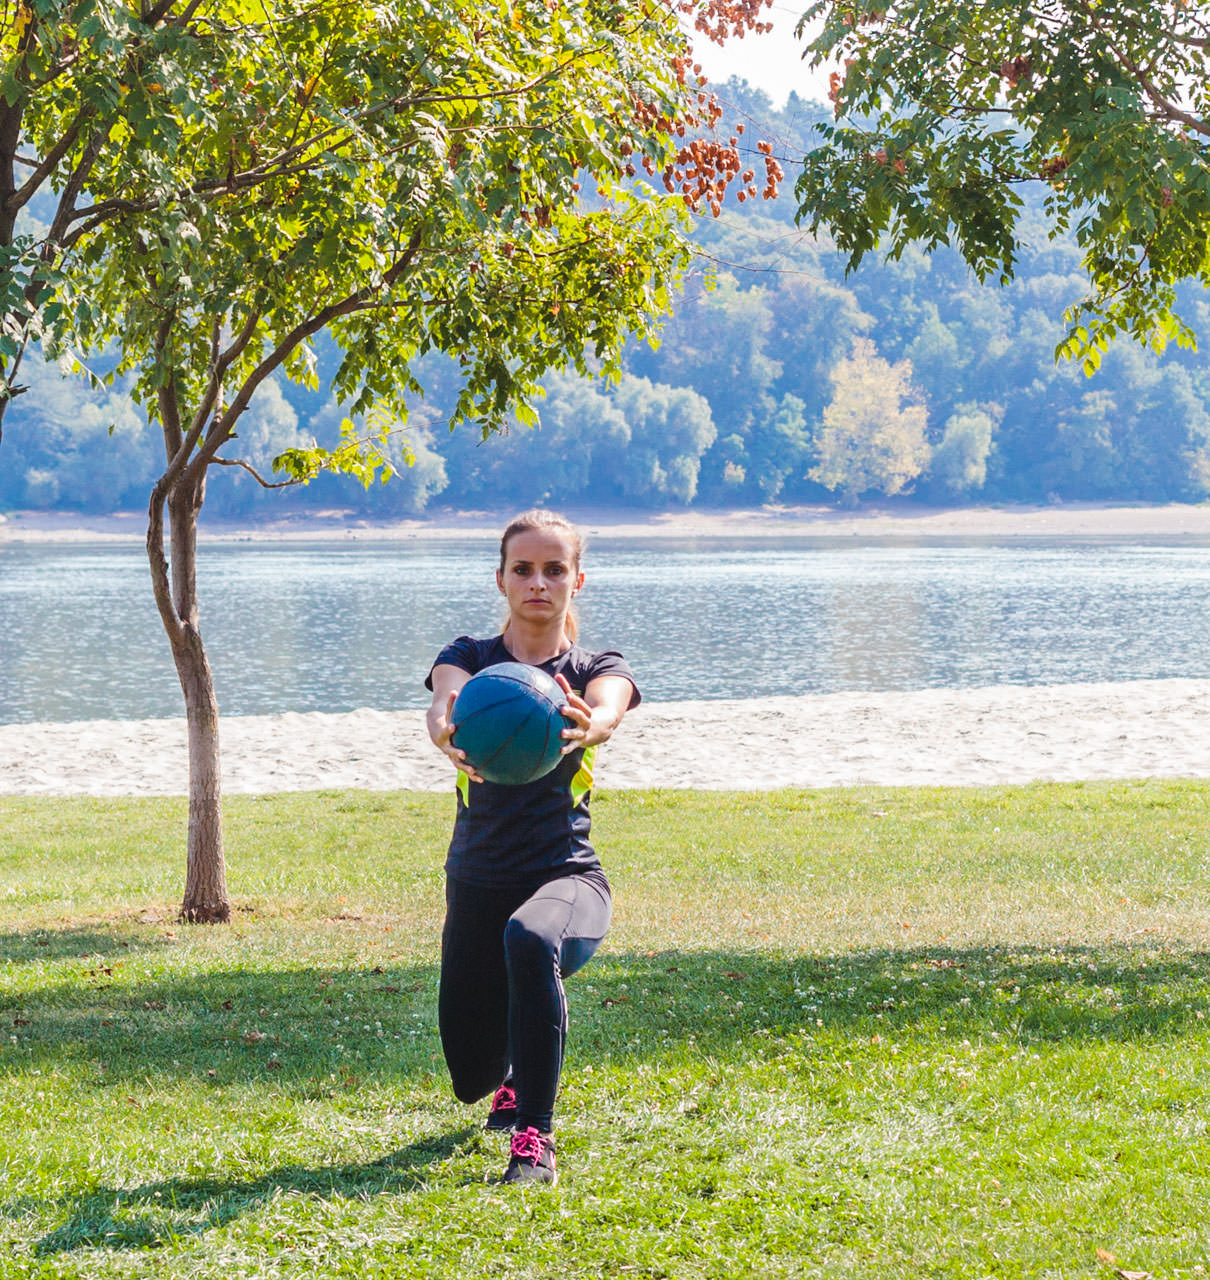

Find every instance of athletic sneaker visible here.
[502,1126,557,1185]
[484,1082,517,1131]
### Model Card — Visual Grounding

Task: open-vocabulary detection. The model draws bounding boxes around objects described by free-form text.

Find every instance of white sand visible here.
[6,499,1210,544]
[3,679,1210,796]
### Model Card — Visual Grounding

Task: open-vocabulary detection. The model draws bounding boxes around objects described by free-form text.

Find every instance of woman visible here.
[425,509,639,1185]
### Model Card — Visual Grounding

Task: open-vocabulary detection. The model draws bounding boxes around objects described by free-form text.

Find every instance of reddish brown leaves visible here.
[681,0,775,44]
[1000,55,1033,87]
[605,1,784,216]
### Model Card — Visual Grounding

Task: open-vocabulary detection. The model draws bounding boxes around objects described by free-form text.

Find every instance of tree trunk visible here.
[177,627,229,923]
[148,466,230,923]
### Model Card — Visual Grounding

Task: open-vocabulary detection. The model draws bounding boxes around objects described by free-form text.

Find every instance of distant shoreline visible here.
[4,500,1210,545]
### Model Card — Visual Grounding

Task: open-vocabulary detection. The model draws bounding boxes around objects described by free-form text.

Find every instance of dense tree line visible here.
[6,83,1210,518]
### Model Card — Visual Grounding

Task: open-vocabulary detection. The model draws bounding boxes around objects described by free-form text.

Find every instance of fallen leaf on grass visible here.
[1096,1250,1116,1265]
[242,1030,267,1044]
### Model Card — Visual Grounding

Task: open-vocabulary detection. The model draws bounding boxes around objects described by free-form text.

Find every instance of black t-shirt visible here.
[426,634,640,888]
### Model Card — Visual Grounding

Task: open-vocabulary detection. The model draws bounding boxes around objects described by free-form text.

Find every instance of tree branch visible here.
[181,308,260,450]
[140,0,183,25]
[184,227,425,483]
[41,125,111,257]
[169,0,207,25]
[146,482,180,639]
[210,455,298,488]
[154,309,184,463]
[1075,0,1210,139]
[10,109,89,216]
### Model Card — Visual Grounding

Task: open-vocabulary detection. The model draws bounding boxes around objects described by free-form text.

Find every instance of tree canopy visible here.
[795,0,1210,371]
[6,1,724,441]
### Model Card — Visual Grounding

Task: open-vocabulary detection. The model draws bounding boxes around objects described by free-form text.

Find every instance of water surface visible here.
[3,535,1209,723]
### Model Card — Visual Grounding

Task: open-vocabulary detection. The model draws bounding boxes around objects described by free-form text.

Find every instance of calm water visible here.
[2,536,1210,724]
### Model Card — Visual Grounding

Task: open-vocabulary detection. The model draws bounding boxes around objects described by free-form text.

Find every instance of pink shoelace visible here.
[510,1127,548,1162]
[491,1084,516,1111]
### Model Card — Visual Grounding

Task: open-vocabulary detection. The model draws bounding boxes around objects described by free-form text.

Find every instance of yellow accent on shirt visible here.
[570,745,596,806]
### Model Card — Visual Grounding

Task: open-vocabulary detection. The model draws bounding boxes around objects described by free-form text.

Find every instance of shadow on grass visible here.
[0,925,174,964]
[4,936,1209,1090]
[29,1127,478,1255]
[1,955,441,1085]
[581,943,1210,1058]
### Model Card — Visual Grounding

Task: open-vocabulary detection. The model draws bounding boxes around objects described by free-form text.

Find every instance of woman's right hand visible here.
[429,689,484,783]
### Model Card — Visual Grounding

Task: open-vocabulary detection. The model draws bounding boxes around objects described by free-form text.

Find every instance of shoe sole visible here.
[502,1169,557,1186]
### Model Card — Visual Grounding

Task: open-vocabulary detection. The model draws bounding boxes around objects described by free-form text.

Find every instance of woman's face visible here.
[496,527,584,628]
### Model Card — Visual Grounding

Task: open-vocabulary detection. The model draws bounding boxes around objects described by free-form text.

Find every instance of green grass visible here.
[2,782,1209,1278]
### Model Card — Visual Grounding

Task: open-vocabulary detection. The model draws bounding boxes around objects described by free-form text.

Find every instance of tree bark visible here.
[147,466,230,923]
[177,626,228,923]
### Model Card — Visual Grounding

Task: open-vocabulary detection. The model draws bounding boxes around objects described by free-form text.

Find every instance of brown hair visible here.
[499,509,585,642]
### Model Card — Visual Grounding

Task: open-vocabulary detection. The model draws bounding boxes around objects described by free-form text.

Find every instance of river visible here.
[3,535,1209,723]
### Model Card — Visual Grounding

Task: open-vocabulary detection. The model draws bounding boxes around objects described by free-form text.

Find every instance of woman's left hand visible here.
[555,672,632,755]
[555,674,599,754]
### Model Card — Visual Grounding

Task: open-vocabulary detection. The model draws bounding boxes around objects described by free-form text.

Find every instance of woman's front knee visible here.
[446,1061,504,1105]
[450,1078,487,1105]
[503,915,556,972]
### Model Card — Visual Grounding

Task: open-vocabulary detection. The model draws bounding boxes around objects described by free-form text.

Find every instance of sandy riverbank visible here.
[3,679,1210,796]
[4,500,1210,544]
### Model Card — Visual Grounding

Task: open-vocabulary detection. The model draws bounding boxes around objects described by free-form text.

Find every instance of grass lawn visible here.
[1,781,1209,1278]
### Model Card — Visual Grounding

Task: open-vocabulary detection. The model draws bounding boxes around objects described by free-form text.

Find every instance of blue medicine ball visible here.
[451,662,573,785]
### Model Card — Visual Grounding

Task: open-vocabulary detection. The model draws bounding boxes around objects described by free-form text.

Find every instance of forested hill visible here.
[6,81,1210,519]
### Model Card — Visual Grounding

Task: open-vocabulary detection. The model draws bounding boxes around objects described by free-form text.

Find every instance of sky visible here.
[690,3,835,110]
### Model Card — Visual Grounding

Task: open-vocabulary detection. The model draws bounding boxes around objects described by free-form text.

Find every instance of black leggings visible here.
[438,868,612,1133]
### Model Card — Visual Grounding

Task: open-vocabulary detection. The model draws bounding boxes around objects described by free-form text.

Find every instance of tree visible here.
[810,337,929,502]
[607,374,716,503]
[5,0,779,921]
[930,403,997,497]
[629,271,786,499]
[795,0,1210,370]
[0,355,157,509]
[439,369,631,506]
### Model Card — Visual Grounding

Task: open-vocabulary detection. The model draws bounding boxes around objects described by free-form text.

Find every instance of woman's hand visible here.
[556,673,628,755]
[427,687,484,783]
[555,675,594,753]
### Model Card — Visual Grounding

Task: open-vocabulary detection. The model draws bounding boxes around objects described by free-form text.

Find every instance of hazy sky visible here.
[691,3,834,109]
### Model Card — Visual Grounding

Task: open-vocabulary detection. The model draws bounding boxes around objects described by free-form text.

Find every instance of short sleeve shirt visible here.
[426,634,640,888]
